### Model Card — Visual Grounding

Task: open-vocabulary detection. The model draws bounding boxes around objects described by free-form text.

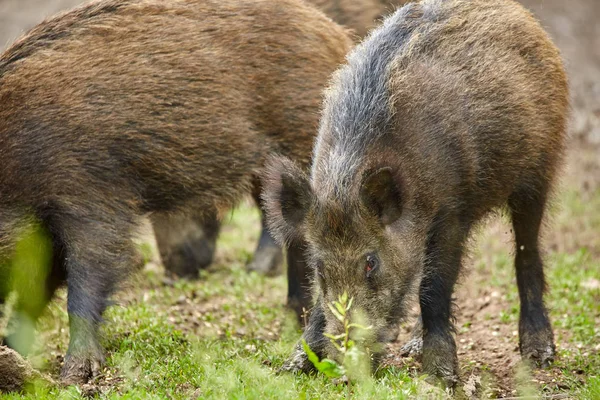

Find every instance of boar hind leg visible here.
[419,209,469,387]
[152,213,220,279]
[509,184,554,368]
[286,239,313,324]
[246,212,284,276]
[58,212,134,385]
[247,183,284,276]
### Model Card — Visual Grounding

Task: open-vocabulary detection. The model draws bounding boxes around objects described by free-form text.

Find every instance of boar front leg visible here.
[247,185,284,276]
[246,212,284,276]
[419,209,470,388]
[509,184,555,367]
[281,300,327,374]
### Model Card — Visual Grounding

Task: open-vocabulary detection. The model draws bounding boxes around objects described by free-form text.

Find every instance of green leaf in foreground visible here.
[302,339,345,378]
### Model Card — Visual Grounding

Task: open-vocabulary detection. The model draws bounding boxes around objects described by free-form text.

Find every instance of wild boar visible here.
[264,0,568,386]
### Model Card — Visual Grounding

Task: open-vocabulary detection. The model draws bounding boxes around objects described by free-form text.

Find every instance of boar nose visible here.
[325,340,344,364]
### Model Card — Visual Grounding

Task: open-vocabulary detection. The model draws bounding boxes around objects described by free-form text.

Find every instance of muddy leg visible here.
[281,300,326,373]
[420,210,468,387]
[509,186,554,368]
[58,213,133,385]
[152,213,220,279]
[247,184,284,276]
[286,239,313,324]
[400,316,423,357]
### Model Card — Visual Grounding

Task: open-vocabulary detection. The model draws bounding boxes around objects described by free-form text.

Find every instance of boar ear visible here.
[261,156,312,244]
[360,167,402,226]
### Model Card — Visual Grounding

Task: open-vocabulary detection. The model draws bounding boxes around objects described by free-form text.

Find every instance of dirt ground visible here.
[0,0,598,398]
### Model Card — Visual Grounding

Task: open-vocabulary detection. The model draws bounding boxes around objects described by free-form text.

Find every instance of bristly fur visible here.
[119,0,405,279]
[0,0,407,284]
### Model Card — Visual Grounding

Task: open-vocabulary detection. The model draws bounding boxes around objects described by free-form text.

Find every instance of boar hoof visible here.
[400,337,423,358]
[60,353,104,386]
[422,356,459,389]
[520,333,555,368]
[280,347,313,374]
[422,336,459,389]
[247,246,283,277]
[424,371,458,391]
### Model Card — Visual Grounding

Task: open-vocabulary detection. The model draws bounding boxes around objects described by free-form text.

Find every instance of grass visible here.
[1,186,599,399]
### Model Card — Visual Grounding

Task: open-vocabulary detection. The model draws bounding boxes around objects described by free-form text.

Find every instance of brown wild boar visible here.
[264,0,568,386]
[0,0,352,384]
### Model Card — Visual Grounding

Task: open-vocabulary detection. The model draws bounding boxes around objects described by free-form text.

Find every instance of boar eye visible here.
[365,254,379,278]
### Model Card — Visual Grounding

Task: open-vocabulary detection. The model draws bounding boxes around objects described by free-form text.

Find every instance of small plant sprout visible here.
[304,292,373,382]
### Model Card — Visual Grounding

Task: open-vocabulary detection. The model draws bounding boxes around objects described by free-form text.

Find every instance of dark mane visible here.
[325,3,424,149]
